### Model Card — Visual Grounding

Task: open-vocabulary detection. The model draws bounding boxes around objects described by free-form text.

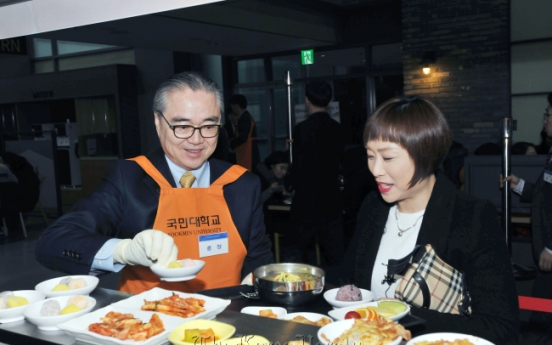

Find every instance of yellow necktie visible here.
[179,171,196,188]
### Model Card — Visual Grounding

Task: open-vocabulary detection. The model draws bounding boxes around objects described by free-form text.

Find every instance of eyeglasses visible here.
[157,111,221,139]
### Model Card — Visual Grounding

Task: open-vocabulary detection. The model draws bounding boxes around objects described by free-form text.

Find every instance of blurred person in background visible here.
[329,96,519,344]
[254,150,290,204]
[228,94,260,171]
[501,92,552,334]
[511,141,537,155]
[286,80,345,266]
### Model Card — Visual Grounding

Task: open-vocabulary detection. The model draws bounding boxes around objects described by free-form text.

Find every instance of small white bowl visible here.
[24,295,96,331]
[323,287,375,309]
[327,300,410,322]
[35,275,99,298]
[0,290,45,323]
[318,319,402,345]
[240,306,287,319]
[406,332,495,345]
[150,259,205,282]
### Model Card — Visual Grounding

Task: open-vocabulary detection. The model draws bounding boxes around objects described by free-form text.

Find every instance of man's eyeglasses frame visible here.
[156,111,221,139]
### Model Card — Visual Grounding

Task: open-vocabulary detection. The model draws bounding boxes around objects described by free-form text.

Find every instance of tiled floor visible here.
[1,213,551,344]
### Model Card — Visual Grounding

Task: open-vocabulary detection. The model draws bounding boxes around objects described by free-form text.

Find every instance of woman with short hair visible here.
[329,96,519,344]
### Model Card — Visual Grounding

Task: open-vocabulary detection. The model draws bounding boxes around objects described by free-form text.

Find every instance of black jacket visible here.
[328,173,519,345]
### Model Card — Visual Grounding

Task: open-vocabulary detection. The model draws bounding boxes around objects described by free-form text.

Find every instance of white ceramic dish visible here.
[168,319,236,345]
[58,305,183,345]
[318,319,402,345]
[406,332,495,345]
[111,287,230,320]
[23,295,96,331]
[150,259,205,282]
[240,306,287,319]
[328,300,410,322]
[323,287,375,309]
[35,275,99,298]
[281,312,333,326]
[0,290,45,323]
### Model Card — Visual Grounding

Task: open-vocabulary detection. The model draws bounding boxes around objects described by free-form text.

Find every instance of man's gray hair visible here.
[152,72,223,116]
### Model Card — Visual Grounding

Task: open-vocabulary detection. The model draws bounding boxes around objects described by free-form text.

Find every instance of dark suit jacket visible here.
[328,173,519,345]
[520,157,552,260]
[35,148,274,280]
[289,111,344,218]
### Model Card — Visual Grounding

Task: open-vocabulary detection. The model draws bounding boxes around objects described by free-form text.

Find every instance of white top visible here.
[371,205,425,299]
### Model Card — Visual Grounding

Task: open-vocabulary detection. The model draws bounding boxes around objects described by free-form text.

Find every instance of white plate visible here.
[111,287,230,320]
[240,306,287,319]
[35,275,99,298]
[327,301,410,322]
[0,290,45,323]
[323,287,375,309]
[24,295,96,331]
[58,305,183,345]
[318,319,402,345]
[150,260,205,282]
[406,332,495,345]
[281,312,333,326]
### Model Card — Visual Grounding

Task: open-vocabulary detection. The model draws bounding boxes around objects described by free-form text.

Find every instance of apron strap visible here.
[128,156,173,189]
[211,164,248,188]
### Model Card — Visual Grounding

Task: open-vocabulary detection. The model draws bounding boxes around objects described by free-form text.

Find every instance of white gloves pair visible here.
[114,230,178,267]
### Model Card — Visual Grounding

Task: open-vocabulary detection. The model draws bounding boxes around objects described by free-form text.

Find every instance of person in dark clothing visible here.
[441,140,468,190]
[474,141,501,155]
[511,141,538,155]
[0,152,40,237]
[287,81,345,266]
[254,150,290,204]
[328,96,519,345]
[228,94,260,171]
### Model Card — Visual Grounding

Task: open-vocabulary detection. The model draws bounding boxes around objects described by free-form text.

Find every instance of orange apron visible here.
[118,156,248,294]
[234,117,257,171]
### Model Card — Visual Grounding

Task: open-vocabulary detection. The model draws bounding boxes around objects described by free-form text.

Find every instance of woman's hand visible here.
[500,174,520,189]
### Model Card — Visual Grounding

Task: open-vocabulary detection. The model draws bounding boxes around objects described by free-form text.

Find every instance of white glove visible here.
[114,230,178,267]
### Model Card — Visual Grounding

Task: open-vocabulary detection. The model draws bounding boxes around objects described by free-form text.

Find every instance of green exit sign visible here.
[301,49,314,65]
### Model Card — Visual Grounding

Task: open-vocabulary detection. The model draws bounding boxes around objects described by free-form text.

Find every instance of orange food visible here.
[355,307,379,320]
[88,311,164,341]
[141,293,205,318]
[259,309,278,318]
[183,328,220,343]
[321,316,411,345]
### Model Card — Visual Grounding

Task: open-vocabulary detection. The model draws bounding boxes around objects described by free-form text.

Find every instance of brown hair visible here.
[363,95,452,187]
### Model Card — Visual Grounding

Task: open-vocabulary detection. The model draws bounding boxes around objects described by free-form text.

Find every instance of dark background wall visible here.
[402,0,510,153]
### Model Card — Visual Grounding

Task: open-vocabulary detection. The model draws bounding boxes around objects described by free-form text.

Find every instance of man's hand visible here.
[539,249,552,272]
[500,174,520,189]
[114,230,178,267]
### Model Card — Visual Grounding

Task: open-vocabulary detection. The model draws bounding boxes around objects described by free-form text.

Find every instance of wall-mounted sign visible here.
[301,49,314,65]
[0,36,27,55]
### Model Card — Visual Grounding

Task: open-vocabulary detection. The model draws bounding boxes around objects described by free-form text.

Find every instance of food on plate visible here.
[40,300,61,316]
[88,311,164,341]
[354,307,379,321]
[68,277,87,289]
[181,258,196,267]
[168,261,183,269]
[378,301,408,314]
[413,340,475,345]
[0,291,13,309]
[59,277,73,285]
[141,292,205,317]
[60,304,82,315]
[290,315,332,327]
[51,284,70,292]
[40,295,90,316]
[344,311,362,319]
[321,317,411,345]
[7,296,29,308]
[288,341,309,345]
[336,284,362,302]
[259,309,278,319]
[67,295,91,309]
[183,328,219,342]
[263,271,319,282]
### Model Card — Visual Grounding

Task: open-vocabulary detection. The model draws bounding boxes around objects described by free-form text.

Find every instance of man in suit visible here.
[36,72,273,293]
[502,92,552,329]
[286,81,345,265]
[228,94,260,171]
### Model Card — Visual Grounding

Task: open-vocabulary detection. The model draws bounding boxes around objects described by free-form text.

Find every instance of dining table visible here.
[0,283,425,345]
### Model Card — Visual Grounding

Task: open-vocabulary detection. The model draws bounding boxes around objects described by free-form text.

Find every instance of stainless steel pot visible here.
[253,263,325,307]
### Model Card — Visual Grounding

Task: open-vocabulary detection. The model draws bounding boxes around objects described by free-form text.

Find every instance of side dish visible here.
[141,293,205,318]
[88,311,164,341]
